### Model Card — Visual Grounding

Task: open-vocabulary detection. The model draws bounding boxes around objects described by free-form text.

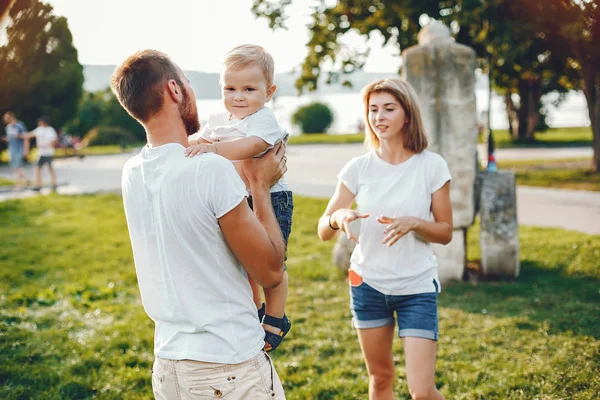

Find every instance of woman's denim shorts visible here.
[349,276,439,341]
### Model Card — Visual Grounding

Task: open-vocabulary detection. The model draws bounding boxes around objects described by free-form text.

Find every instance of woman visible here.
[318,79,452,400]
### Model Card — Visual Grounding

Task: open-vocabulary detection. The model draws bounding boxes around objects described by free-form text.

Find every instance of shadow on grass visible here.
[441,260,600,339]
[496,139,593,149]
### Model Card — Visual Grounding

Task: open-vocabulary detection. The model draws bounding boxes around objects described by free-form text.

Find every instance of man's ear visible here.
[266,84,277,102]
[166,79,183,103]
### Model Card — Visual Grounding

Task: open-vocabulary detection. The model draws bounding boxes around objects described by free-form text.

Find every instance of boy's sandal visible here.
[257,303,266,322]
[263,314,291,353]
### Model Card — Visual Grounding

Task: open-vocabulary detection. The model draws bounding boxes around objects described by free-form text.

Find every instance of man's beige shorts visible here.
[152,350,285,399]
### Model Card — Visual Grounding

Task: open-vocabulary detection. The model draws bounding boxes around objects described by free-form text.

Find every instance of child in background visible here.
[186,44,292,352]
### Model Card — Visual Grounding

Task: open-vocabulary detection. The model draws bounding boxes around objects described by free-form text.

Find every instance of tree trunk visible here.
[581,63,600,173]
[517,79,542,141]
[505,92,518,138]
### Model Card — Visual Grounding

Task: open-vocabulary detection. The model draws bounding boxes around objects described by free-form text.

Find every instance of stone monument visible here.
[402,21,478,282]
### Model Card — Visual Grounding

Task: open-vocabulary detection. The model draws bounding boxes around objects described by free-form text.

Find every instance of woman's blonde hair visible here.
[362,78,429,152]
[222,44,275,87]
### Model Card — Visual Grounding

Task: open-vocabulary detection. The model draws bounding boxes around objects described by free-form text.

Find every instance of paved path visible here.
[1,145,598,235]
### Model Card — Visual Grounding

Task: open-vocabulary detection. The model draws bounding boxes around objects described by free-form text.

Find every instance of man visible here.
[111,50,288,399]
[22,116,58,191]
[2,112,29,190]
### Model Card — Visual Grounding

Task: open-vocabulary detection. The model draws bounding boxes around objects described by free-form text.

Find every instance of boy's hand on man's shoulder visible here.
[184,143,218,158]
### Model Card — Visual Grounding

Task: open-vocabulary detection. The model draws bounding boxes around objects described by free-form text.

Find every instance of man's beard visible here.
[179,87,200,136]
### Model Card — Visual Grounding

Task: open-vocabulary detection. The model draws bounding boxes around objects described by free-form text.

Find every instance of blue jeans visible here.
[349,278,439,340]
[247,191,293,265]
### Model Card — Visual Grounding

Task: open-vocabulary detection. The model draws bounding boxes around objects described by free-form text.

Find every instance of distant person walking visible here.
[2,112,30,190]
[23,116,58,191]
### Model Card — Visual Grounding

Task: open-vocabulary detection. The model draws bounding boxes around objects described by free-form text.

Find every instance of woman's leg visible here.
[402,337,444,400]
[356,324,396,400]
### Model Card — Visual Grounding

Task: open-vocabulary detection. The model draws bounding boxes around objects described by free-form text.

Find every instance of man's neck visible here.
[144,114,190,148]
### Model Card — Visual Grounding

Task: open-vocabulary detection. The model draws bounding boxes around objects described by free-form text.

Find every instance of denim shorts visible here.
[247,191,293,265]
[349,275,439,341]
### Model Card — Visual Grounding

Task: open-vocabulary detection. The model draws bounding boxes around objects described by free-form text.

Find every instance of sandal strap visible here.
[262,314,287,329]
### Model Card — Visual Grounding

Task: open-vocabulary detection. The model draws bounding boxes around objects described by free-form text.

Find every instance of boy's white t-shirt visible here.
[121,144,265,364]
[338,150,452,296]
[198,106,288,193]
[33,126,58,156]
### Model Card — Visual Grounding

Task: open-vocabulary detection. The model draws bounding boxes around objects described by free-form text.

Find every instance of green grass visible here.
[496,158,600,191]
[1,195,599,399]
[485,126,593,148]
[288,133,365,145]
[0,145,141,164]
[0,177,15,186]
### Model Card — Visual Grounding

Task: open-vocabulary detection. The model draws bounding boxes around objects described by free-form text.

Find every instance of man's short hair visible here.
[111,50,184,122]
[222,44,275,87]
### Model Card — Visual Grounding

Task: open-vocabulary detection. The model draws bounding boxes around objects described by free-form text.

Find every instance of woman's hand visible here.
[332,209,370,243]
[377,215,420,247]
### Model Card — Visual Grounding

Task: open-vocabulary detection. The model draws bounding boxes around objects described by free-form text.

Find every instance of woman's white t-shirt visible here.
[338,150,452,296]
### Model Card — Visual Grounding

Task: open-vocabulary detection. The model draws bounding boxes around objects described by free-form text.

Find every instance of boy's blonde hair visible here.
[222,44,275,87]
[362,78,429,153]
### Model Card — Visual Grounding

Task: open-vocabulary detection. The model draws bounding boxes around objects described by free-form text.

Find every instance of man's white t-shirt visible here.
[338,150,452,296]
[121,144,265,364]
[33,126,57,157]
[198,106,288,193]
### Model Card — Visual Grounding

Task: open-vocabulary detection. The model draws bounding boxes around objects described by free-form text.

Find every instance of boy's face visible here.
[221,64,276,119]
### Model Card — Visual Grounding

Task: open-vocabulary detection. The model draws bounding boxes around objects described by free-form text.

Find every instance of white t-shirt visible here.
[33,126,58,156]
[121,144,265,364]
[338,150,452,296]
[198,106,288,193]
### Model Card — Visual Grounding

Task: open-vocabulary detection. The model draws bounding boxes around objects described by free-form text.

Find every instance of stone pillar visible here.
[401,21,479,282]
[480,171,520,278]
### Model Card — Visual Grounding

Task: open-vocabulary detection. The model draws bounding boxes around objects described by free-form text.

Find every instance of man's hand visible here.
[242,142,287,188]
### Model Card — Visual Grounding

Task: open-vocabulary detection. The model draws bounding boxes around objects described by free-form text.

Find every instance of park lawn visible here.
[288,133,365,145]
[485,126,593,148]
[0,177,14,186]
[496,158,600,191]
[0,145,141,164]
[1,195,599,399]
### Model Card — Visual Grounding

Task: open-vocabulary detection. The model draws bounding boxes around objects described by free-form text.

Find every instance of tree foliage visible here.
[292,102,334,134]
[516,0,600,172]
[251,0,579,141]
[64,88,145,142]
[0,0,84,129]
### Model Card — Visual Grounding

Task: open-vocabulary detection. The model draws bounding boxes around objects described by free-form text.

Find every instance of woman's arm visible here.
[377,182,453,247]
[317,180,369,242]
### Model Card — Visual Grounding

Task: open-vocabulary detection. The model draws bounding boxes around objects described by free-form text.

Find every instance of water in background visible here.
[197,90,590,135]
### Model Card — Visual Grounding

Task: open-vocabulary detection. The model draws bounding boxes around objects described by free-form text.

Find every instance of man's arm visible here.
[218,144,287,288]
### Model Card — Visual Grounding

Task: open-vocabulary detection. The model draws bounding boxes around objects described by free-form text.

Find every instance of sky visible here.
[38,0,401,73]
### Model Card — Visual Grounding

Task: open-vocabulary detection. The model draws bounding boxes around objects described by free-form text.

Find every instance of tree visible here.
[251,0,577,141]
[64,88,145,142]
[292,102,334,133]
[517,0,600,172]
[0,0,84,129]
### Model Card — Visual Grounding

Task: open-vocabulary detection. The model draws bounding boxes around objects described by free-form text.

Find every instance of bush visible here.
[84,126,136,148]
[292,102,334,134]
